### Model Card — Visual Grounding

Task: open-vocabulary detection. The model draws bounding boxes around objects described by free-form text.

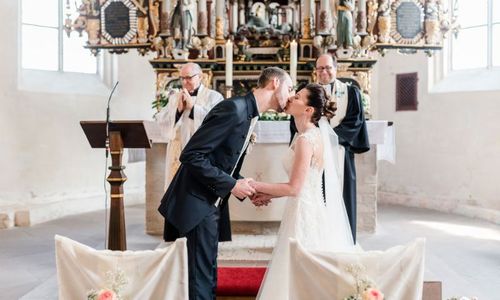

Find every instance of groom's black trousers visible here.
[184,207,220,300]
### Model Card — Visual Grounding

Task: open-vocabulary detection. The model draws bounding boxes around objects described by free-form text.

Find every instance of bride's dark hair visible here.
[304,83,337,124]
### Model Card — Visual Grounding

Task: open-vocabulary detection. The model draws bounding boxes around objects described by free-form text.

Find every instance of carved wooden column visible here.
[215,0,224,39]
[207,0,212,35]
[160,0,171,36]
[302,0,311,39]
[197,0,208,35]
[107,131,127,251]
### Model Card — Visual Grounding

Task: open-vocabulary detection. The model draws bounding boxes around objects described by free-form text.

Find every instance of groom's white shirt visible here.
[214,100,260,207]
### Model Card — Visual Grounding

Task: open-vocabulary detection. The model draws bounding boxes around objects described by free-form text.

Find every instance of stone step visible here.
[218,234,276,267]
[157,233,277,267]
[230,221,280,235]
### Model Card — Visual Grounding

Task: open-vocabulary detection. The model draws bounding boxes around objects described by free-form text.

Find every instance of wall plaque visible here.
[391,0,424,44]
[396,2,422,39]
[101,0,138,44]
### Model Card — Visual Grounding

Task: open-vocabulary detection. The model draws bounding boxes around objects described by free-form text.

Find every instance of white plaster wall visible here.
[374,52,500,222]
[0,0,156,226]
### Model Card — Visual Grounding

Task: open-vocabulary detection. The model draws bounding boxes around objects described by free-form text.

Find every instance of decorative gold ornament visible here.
[87,19,100,45]
[425,19,440,44]
[216,17,224,40]
[303,17,311,39]
[137,16,149,43]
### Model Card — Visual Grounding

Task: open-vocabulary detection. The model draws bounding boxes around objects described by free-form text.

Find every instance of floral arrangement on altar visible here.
[259,109,290,121]
[153,87,180,113]
[87,269,128,300]
[343,264,384,300]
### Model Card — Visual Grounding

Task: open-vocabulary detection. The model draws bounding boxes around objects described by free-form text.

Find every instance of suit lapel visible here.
[244,92,259,120]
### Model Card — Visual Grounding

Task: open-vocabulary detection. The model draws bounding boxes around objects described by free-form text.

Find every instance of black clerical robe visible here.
[333,85,370,242]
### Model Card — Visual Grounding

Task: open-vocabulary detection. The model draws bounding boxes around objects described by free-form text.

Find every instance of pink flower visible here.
[362,288,384,300]
[97,289,117,300]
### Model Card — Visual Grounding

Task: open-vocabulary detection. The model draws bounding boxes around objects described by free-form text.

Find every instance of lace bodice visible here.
[283,127,324,198]
[281,127,328,248]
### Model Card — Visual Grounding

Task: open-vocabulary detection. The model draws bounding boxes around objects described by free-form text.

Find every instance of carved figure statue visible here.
[366,0,379,34]
[152,36,166,58]
[337,0,355,49]
[83,0,100,18]
[170,0,194,50]
[236,36,250,61]
[425,0,438,20]
[280,35,291,61]
[377,0,392,43]
[425,0,440,44]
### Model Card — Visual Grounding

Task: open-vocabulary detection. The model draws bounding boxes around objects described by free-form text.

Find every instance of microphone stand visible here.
[104,81,119,249]
[105,81,119,158]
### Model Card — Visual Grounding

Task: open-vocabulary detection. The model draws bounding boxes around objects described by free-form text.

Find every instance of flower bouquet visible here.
[87,269,128,300]
[259,109,291,121]
[343,264,384,300]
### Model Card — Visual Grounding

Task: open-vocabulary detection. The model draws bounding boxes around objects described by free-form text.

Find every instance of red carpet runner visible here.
[216,267,266,296]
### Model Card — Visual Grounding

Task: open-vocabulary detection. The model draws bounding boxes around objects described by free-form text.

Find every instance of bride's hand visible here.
[248,180,264,193]
[250,192,273,207]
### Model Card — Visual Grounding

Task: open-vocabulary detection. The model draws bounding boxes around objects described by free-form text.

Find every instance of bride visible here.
[250,83,356,300]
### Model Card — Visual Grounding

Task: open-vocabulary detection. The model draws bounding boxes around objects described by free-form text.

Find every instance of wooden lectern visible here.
[81,120,152,251]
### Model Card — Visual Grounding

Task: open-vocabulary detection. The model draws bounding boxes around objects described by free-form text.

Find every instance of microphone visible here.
[105,81,119,158]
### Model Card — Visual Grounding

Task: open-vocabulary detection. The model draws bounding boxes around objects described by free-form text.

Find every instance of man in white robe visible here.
[156,63,224,188]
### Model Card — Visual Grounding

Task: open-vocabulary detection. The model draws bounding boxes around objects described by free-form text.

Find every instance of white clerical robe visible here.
[156,84,224,189]
[322,79,349,187]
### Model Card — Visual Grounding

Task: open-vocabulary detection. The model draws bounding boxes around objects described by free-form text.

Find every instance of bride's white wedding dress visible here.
[257,123,355,300]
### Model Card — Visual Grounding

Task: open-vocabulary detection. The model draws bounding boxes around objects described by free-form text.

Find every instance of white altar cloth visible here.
[254,120,395,163]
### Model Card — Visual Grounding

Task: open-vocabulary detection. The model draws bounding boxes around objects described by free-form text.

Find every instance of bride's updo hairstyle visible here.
[304,83,337,124]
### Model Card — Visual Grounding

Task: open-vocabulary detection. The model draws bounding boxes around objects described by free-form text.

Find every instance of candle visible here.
[303,0,310,20]
[198,0,206,12]
[226,40,233,87]
[290,40,298,85]
[216,0,224,18]
[232,1,238,33]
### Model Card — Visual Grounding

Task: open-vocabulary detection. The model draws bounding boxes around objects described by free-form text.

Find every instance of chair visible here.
[55,235,188,300]
[289,238,426,300]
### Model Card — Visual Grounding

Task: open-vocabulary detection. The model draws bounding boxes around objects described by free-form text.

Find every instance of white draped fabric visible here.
[55,235,189,300]
[289,238,426,300]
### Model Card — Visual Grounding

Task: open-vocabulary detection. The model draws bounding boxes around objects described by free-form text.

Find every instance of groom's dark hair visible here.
[257,67,287,88]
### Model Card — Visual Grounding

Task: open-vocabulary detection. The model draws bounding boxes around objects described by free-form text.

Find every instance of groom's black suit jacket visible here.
[158,92,259,242]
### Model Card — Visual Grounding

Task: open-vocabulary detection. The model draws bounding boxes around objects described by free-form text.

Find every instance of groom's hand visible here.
[231,178,256,199]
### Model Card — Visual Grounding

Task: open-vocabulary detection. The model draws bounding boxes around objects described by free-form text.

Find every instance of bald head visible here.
[181,62,202,75]
[315,54,337,85]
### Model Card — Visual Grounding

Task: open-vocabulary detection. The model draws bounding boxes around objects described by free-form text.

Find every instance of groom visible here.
[158,67,294,300]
